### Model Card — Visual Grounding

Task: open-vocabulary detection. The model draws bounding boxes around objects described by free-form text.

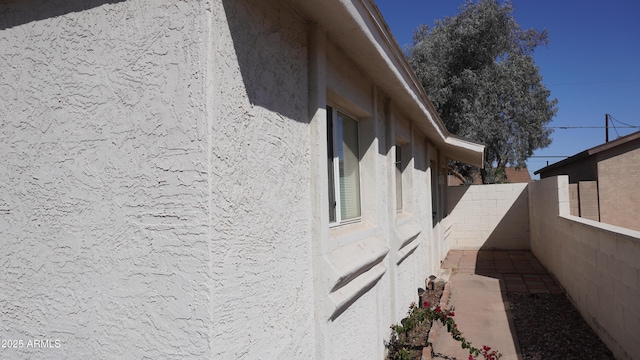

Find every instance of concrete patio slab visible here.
[429,250,564,360]
[430,272,520,360]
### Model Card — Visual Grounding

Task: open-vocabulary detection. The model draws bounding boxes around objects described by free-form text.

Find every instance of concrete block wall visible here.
[446,183,529,250]
[530,176,640,360]
[569,183,579,216]
[598,146,640,231]
[578,181,600,221]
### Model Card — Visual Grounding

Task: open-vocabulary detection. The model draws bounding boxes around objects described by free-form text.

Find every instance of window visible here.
[327,106,361,224]
[430,160,438,227]
[395,144,403,211]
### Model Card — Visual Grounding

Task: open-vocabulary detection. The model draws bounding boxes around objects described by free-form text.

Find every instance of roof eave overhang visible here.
[535,130,640,175]
[287,0,485,168]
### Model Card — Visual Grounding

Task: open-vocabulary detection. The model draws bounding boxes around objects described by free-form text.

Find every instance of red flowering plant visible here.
[387,301,501,360]
[424,301,502,360]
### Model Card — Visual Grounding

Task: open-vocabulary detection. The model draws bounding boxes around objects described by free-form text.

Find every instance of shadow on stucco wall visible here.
[221,0,312,123]
[0,0,125,30]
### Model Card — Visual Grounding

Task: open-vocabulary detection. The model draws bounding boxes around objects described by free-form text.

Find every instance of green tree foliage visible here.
[408,0,557,183]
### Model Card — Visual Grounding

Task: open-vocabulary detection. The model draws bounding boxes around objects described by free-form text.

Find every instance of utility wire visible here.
[609,115,637,128]
[610,119,621,138]
[545,126,639,129]
[548,79,640,86]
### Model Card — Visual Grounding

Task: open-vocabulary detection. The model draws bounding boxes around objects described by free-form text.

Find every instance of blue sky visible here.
[374,0,640,179]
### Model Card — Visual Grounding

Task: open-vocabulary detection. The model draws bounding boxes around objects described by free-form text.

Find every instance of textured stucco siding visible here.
[318,35,446,358]
[329,287,379,360]
[1,0,466,358]
[212,0,314,359]
[395,256,418,309]
[326,41,373,118]
[1,0,211,358]
[411,138,434,278]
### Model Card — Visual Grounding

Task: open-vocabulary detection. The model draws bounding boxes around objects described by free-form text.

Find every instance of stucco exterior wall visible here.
[412,136,435,278]
[598,147,640,231]
[318,42,443,358]
[1,0,317,358]
[213,0,315,358]
[307,17,458,355]
[1,1,213,358]
[446,184,529,250]
[529,176,640,360]
[1,0,470,359]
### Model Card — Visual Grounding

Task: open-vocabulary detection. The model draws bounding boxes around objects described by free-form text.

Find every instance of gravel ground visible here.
[507,293,615,360]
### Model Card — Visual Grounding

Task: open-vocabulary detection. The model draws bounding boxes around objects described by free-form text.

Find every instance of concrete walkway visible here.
[428,250,562,360]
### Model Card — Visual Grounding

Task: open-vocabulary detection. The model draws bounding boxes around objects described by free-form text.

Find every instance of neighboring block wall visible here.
[447,184,529,250]
[569,183,579,216]
[578,181,600,221]
[598,146,640,231]
[530,176,640,360]
[568,181,600,221]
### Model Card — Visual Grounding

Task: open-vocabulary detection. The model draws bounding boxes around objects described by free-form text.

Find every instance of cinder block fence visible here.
[446,177,640,360]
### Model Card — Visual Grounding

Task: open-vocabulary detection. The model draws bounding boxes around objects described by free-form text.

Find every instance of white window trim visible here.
[395,134,410,215]
[328,105,362,227]
[395,143,403,213]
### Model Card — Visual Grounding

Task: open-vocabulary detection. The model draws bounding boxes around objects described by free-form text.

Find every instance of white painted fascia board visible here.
[350,0,487,167]
[343,0,447,138]
[288,0,485,167]
[444,135,487,168]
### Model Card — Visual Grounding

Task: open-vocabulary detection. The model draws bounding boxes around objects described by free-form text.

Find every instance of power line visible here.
[548,79,640,86]
[610,118,621,137]
[529,156,569,158]
[609,115,637,128]
[545,126,640,129]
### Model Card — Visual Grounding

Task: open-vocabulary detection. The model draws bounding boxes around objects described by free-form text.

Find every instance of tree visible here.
[408,0,557,183]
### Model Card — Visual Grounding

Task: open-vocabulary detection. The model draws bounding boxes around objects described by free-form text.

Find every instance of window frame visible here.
[394,133,410,214]
[327,105,362,227]
[395,143,403,212]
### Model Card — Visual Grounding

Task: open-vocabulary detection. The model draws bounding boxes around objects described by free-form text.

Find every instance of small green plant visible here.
[386,302,427,360]
[387,301,502,360]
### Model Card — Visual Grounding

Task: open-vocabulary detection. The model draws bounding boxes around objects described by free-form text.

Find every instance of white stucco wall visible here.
[314,24,448,358]
[1,0,212,358]
[1,0,467,359]
[1,0,317,359]
[211,0,315,358]
[530,176,640,360]
[446,184,530,250]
